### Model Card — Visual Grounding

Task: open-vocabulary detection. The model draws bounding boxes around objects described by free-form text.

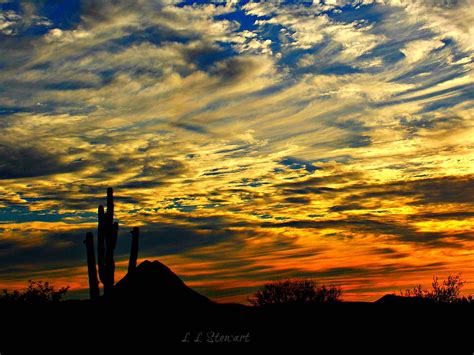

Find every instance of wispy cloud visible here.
[0,0,473,302]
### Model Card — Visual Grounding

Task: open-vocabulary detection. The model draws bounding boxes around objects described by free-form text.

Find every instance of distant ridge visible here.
[113,260,213,307]
[375,294,434,305]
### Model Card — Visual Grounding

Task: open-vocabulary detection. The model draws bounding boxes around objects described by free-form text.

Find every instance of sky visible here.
[0,0,473,303]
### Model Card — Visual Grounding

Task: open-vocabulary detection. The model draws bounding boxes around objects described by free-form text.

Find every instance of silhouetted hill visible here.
[113,260,212,307]
[1,260,474,352]
[375,294,434,305]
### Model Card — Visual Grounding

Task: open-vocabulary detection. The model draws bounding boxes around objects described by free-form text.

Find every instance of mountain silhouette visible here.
[375,294,434,305]
[2,260,474,351]
[113,260,213,307]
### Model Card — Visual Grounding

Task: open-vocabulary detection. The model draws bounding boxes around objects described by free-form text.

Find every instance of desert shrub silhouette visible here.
[0,280,69,305]
[249,279,342,306]
[401,274,473,303]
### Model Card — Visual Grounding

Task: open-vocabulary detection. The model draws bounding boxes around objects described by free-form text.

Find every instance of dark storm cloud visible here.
[274,172,362,196]
[0,215,242,282]
[409,211,474,220]
[371,247,410,259]
[0,229,86,277]
[202,166,249,177]
[179,40,233,72]
[263,172,474,248]
[279,157,322,173]
[328,119,372,148]
[136,222,241,257]
[284,197,311,204]
[347,134,372,148]
[141,158,187,178]
[399,114,464,135]
[117,180,166,190]
[210,56,268,85]
[276,172,363,189]
[278,173,474,206]
[331,118,369,133]
[328,203,365,212]
[281,186,337,196]
[0,145,84,179]
[347,175,474,205]
[172,122,208,134]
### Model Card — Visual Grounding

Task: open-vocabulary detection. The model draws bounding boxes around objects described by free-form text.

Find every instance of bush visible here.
[249,279,342,306]
[401,274,473,303]
[0,280,69,305]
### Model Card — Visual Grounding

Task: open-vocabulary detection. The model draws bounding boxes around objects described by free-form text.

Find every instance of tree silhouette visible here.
[401,274,473,303]
[249,279,342,306]
[0,280,69,305]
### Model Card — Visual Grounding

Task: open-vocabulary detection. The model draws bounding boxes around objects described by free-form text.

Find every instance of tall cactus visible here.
[98,187,118,298]
[84,232,100,301]
[84,187,140,300]
[128,227,139,273]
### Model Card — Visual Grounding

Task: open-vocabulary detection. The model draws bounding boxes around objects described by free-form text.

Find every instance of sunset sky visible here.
[0,0,473,303]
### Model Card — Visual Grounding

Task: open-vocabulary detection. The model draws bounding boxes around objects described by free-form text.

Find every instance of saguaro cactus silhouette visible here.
[98,187,119,298]
[84,187,140,300]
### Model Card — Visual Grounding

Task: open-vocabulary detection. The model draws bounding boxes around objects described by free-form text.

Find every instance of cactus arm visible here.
[103,187,117,298]
[128,227,139,273]
[84,232,100,301]
[106,187,114,224]
[97,205,106,286]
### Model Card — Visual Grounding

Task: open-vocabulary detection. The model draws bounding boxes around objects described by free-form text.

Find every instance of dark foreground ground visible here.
[1,300,474,353]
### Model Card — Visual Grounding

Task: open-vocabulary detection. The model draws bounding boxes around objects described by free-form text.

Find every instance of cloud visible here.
[394,0,474,51]
[345,175,474,206]
[0,6,52,36]
[264,216,466,248]
[0,144,84,179]
[401,39,445,64]
[329,203,365,212]
[0,0,473,302]
[0,10,21,35]
[399,113,464,136]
